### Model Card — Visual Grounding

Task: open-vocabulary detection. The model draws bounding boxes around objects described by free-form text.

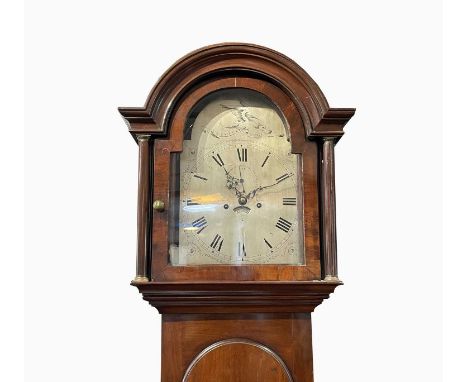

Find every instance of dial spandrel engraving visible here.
[169,89,304,265]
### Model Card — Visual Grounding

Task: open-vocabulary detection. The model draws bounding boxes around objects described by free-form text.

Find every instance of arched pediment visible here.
[119,43,354,141]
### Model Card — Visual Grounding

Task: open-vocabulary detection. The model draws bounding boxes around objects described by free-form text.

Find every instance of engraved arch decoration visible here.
[182,338,294,382]
[118,43,354,141]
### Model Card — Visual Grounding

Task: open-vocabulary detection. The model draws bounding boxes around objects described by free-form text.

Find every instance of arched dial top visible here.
[169,88,304,265]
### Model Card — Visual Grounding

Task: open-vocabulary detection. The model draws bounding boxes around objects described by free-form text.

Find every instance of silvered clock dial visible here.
[169,89,304,265]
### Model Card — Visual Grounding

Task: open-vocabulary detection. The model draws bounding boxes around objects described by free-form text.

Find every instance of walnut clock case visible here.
[119,43,355,382]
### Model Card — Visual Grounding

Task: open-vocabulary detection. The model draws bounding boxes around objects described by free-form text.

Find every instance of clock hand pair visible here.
[223,167,244,198]
[222,165,250,206]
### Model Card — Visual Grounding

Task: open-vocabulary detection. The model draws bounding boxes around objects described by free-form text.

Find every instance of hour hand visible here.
[224,168,243,196]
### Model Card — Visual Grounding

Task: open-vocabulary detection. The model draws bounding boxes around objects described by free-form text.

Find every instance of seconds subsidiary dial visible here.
[169,89,304,265]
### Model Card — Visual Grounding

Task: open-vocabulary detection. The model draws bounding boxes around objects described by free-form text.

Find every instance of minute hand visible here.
[246,173,292,199]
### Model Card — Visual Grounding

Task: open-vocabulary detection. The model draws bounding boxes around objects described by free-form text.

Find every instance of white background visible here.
[3,0,462,381]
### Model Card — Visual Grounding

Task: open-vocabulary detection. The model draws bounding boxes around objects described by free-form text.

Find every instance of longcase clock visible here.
[119,43,355,382]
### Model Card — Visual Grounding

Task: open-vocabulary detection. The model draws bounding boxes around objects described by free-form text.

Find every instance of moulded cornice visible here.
[118,43,354,141]
[131,281,342,314]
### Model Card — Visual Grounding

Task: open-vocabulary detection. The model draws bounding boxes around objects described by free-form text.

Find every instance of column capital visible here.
[136,134,151,142]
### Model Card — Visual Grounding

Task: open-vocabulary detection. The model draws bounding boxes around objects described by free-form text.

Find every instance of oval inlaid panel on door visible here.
[183,339,293,382]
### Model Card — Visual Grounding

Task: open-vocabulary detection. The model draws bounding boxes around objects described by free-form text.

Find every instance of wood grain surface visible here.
[162,313,313,382]
[183,339,292,382]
